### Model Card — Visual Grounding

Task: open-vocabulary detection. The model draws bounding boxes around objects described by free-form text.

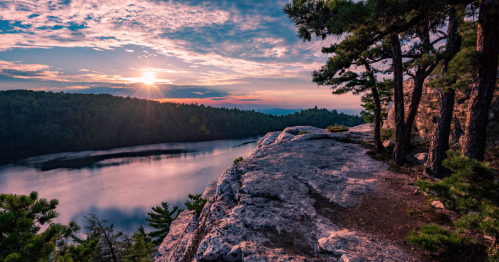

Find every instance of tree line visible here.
[0,90,363,163]
[285,0,499,258]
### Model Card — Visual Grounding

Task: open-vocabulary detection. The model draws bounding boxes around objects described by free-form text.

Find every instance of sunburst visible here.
[140,72,156,85]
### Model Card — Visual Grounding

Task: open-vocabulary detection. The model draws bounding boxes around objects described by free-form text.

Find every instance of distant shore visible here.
[0,132,264,166]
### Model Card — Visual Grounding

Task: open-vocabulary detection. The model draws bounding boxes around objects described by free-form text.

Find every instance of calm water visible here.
[0,136,260,233]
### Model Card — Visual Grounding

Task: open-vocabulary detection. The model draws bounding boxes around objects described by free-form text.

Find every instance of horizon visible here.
[0,0,363,110]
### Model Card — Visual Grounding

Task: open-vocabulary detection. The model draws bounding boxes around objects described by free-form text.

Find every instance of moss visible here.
[233,157,243,164]
[327,125,349,132]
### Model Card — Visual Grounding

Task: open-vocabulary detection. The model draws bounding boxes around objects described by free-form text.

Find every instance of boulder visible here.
[431,201,445,209]
[383,140,395,148]
[415,153,428,163]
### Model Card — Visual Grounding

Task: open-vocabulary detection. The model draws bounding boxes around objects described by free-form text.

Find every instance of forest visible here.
[0,90,363,164]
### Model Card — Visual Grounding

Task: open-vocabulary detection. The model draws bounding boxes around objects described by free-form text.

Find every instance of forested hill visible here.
[0,90,363,162]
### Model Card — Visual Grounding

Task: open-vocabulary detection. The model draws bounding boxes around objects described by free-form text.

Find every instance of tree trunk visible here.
[364,63,384,153]
[404,25,431,149]
[426,89,456,178]
[372,86,384,153]
[462,0,499,161]
[404,76,424,149]
[391,33,406,166]
[426,8,461,178]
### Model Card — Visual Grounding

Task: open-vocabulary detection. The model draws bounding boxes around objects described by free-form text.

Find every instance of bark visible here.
[426,89,456,178]
[426,9,461,178]
[97,219,118,262]
[372,86,384,153]
[404,26,430,149]
[391,33,406,165]
[462,0,499,161]
[364,63,384,153]
[404,75,425,148]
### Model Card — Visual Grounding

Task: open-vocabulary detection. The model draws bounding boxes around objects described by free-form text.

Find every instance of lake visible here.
[0,136,261,233]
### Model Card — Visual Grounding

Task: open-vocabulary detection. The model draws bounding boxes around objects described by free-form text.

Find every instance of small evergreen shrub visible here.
[233,157,243,164]
[327,125,349,132]
[415,150,499,213]
[410,150,499,258]
[185,194,207,216]
[298,131,311,135]
[380,128,395,142]
[407,223,467,253]
[411,138,430,148]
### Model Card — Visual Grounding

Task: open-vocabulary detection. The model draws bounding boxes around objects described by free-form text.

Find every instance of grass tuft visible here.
[233,157,243,164]
[327,125,349,132]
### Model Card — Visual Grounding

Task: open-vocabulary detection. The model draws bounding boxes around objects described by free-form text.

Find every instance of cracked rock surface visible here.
[155,124,414,262]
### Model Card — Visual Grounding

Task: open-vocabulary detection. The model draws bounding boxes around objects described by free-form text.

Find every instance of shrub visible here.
[185,194,207,216]
[380,128,395,141]
[411,138,430,148]
[410,150,499,258]
[233,157,243,164]
[407,223,467,253]
[327,124,349,132]
[415,150,499,213]
[298,131,310,135]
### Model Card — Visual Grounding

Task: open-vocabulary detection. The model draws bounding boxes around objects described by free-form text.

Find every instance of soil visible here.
[312,148,488,262]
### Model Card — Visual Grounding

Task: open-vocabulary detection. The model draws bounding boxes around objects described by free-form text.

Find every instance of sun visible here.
[140,72,156,85]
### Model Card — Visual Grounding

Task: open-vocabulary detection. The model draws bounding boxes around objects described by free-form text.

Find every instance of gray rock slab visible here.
[155,125,414,262]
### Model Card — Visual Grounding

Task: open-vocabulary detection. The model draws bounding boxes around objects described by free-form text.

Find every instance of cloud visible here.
[0,0,337,80]
[0,60,61,79]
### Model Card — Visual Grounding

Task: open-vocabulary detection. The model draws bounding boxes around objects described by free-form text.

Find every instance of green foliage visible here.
[407,208,417,216]
[415,150,499,214]
[411,151,499,258]
[360,79,393,123]
[298,131,310,135]
[327,125,349,132]
[380,128,395,142]
[411,138,430,148]
[185,194,207,216]
[0,191,82,262]
[83,214,129,262]
[0,91,364,163]
[233,157,243,164]
[123,225,155,262]
[146,202,182,246]
[407,223,467,253]
[428,21,479,92]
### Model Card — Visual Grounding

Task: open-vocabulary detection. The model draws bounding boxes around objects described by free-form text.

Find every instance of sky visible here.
[0,0,363,110]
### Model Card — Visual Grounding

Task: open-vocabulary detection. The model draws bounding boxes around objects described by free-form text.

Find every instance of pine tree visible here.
[0,192,95,262]
[284,0,448,164]
[360,79,393,124]
[122,225,155,262]
[84,214,128,262]
[425,7,472,178]
[146,202,182,246]
[461,0,499,161]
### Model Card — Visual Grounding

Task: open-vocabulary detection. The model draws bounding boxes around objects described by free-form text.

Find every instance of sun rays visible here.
[140,72,157,85]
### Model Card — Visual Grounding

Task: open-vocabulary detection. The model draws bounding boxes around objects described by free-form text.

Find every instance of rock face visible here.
[155,124,415,262]
[384,78,499,148]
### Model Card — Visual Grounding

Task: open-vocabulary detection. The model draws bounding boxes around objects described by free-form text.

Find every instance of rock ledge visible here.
[155,124,414,262]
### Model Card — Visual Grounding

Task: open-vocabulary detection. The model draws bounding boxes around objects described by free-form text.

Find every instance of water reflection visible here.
[0,137,260,233]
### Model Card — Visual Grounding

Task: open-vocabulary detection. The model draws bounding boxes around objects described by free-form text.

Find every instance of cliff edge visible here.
[155,124,420,262]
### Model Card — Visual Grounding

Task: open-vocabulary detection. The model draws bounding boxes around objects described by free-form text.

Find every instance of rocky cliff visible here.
[154,125,420,262]
[384,78,499,148]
